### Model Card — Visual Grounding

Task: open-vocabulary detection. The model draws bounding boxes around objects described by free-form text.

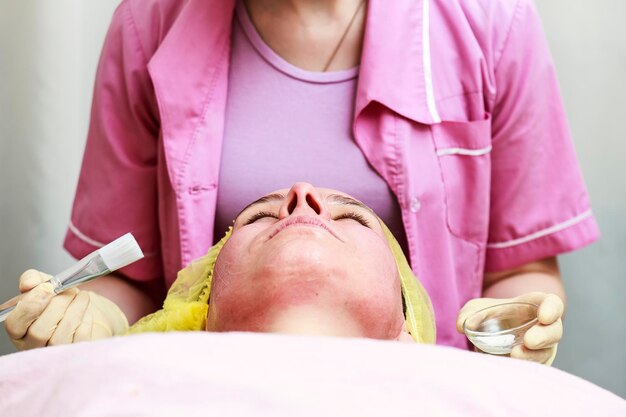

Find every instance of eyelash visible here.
[333,212,372,228]
[244,211,371,229]
[244,211,278,225]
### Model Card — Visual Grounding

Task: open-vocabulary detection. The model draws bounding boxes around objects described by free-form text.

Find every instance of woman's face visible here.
[206,182,406,340]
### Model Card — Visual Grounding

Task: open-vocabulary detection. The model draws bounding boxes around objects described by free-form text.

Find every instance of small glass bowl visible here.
[463,302,539,355]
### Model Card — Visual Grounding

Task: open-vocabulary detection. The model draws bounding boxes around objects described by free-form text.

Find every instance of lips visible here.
[268,216,342,241]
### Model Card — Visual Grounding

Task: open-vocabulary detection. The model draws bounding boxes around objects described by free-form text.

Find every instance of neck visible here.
[243,0,367,71]
[266,305,364,338]
[252,0,363,23]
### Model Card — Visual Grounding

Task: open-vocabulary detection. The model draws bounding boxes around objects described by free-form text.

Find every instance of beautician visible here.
[6,0,599,363]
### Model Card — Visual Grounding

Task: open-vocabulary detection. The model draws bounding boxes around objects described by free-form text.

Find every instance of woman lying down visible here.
[4,184,625,415]
[132,182,434,343]
[7,183,561,363]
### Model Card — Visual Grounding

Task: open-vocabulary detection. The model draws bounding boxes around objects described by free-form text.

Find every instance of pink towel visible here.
[0,332,624,416]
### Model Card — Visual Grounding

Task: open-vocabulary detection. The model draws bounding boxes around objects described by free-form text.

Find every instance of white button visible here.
[410,196,421,213]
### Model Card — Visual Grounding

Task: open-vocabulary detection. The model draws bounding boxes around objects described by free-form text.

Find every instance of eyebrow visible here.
[235,192,286,220]
[324,194,376,217]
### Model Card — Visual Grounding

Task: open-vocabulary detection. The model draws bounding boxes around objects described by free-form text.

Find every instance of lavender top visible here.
[214,0,408,253]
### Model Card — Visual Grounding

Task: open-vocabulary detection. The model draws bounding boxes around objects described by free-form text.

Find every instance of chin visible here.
[257,240,349,280]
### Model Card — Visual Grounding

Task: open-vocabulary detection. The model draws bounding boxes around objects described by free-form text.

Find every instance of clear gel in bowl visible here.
[463,302,539,355]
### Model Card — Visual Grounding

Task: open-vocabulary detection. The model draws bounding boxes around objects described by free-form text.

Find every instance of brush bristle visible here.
[98,233,144,272]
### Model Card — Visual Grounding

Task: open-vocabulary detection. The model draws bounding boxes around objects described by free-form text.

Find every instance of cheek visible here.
[350,250,401,312]
[210,238,246,301]
[209,230,298,331]
[208,264,267,332]
[340,228,405,336]
[209,235,259,323]
[341,227,397,285]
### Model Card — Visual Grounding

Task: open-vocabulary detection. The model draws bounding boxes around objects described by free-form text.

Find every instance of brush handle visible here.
[0,236,141,325]
[0,256,112,324]
[0,275,63,323]
[0,293,27,323]
[0,268,111,324]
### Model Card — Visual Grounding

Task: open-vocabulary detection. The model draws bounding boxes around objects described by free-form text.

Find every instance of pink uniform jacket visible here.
[64,0,600,348]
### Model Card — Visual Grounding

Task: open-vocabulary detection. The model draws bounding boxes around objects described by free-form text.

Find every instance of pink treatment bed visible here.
[0,332,624,416]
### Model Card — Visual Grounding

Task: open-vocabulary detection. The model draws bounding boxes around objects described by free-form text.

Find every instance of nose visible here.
[278,182,331,220]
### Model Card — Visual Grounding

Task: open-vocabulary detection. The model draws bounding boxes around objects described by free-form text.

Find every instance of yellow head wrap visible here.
[130,220,436,343]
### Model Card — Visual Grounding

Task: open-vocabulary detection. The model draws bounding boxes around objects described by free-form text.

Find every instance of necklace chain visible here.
[322,0,366,72]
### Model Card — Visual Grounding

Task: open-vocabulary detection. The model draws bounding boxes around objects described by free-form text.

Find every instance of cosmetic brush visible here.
[0,233,143,322]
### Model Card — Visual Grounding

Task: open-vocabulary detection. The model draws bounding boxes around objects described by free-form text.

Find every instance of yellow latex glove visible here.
[4,269,129,350]
[456,292,563,365]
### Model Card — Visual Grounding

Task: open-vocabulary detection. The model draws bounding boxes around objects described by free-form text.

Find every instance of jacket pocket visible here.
[431,114,492,243]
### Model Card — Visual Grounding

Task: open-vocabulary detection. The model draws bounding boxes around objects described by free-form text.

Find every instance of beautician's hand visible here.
[456,292,563,365]
[4,269,129,350]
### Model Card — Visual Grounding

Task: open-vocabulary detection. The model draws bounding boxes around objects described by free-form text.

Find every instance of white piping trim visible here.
[486,210,593,249]
[69,220,106,248]
[422,0,441,123]
[437,145,492,157]
[68,221,158,257]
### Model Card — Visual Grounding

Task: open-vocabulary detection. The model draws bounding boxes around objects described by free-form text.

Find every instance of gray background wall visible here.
[534,0,626,396]
[1,0,625,398]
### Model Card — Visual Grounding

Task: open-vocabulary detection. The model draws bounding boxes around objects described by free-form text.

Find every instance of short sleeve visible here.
[64,1,163,282]
[485,0,600,272]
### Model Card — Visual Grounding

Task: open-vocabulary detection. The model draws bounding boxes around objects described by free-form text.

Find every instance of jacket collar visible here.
[148,0,237,187]
[357,0,438,124]
[147,0,437,178]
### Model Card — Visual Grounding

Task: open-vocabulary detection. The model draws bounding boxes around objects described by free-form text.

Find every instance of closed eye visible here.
[333,212,372,228]
[244,211,278,225]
